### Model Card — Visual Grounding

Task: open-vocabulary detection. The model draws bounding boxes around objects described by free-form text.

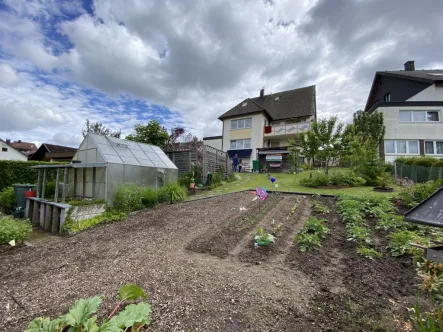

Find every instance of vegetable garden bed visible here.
[0,191,439,331]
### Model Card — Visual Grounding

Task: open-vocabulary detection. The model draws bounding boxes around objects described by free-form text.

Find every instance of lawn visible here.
[189,167,399,200]
[1,192,426,331]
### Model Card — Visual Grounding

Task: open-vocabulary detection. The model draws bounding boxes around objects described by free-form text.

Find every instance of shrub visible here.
[26,284,152,331]
[398,180,442,207]
[404,158,418,165]
[0,217,32,245]
[141,188,158,208]
[178,172,193,187]
[432,160,443,168]
[44,180,57,198]
[0,160,67,191]
[299,172,330,187]
[300,171,365,188]
[114,184,144,213]
[383,163,394,173]
[394,156,408,164]
[375,172,394,189]
[158,183,187,204]
[226,172,237,183]
[412,157,437,168]
[0,187,16,213]
[62,210,128,234]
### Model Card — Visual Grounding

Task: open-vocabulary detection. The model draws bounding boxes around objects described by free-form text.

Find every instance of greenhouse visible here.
[68,133,178,205]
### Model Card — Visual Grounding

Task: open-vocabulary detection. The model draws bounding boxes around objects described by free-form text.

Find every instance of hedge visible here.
[0,161,67,191]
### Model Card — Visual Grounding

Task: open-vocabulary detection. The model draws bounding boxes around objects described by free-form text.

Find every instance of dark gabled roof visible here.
[219,85,316,121]
[377,70,443,84]
[43,143,77,153]
[203,136,222,140]
[364,69,443,111]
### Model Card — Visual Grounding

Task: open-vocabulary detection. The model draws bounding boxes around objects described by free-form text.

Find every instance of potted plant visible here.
[189,172,195,189]
[374,172,394,192]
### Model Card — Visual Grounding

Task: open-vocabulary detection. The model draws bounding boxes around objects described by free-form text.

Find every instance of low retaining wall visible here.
[70,204,106,222]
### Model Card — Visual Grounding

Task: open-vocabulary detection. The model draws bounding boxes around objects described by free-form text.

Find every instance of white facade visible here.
[203,137,222,150]
[378,84,443,163]
[0,140,28,161]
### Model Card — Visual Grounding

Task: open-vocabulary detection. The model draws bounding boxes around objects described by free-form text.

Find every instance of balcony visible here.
[264,122,311,137]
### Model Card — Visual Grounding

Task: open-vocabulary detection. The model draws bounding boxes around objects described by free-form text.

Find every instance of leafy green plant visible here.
[158,183,188,204]
[141,188,158,208]
[114,184,144,213]
[410,303,443,332]
[62,210,127,234]
[254,227,275,247]
[296,216,329,252]
[0,186,16,213]
[26,284,151,332]
[299,172,330,187]
[346,224,372,244]
[296,233,321,252]
[398,180,442,207]
[375,172,394,189]
[386,230,420,256]
[376,215,407,231]
[357,246,383,259]
[0,217,32,245]
[271,223,283,235]
[312,200,330,214]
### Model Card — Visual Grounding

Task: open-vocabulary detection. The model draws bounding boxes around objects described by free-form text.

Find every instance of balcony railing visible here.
[264,122,311,136]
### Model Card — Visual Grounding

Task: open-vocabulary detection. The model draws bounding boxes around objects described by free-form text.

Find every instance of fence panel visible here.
[395,163,443,183]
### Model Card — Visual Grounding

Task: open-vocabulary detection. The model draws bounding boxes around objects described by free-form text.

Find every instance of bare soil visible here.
[0,193,425,331]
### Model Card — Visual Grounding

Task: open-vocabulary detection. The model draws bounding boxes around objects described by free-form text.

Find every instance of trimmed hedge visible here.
[412,157,438,167]
[432,160,443,168]
[0,160,67,191]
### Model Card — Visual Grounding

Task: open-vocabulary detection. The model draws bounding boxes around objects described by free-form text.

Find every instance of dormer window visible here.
[275,96,280,101]
[242,102,247,107]
[384,93,390,102]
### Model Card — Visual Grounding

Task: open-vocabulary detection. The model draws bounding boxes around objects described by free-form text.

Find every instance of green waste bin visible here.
[13,184,37,210]
[206,172,213,186]
[252,160,260,173]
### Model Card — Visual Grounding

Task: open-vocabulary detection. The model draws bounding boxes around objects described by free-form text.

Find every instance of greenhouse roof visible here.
[89,134,177,169]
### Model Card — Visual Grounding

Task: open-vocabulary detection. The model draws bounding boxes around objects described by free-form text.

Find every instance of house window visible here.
[230,139,251,149]
[384,140,419,154]
[384,93,390,102]
[231,118,252,130]
[400,110,440,122]
[425,141,443,155]
[1,147,7,152]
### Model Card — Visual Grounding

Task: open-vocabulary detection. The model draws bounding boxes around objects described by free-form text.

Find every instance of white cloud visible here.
[0,63,21,86]
[0,0,442,146]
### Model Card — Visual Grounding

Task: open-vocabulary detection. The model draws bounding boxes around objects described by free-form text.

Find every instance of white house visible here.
[206,85,316,172]
[364,61,443,163]
[0,139,28,161]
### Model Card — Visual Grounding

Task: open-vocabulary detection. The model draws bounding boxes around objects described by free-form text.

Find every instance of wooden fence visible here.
[166,145,230,182]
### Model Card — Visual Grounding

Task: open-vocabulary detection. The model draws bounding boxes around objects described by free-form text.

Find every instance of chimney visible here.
[404,61,415,71]
[6,139,11,145]
[18,140,21,143]
[260,88,265,98]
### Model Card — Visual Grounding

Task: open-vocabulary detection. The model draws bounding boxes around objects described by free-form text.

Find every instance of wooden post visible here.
[41,169,47,199]
[36,169,41,198]
[51,207,60,234]
[54,168,60,202]
[62,167,68,203]
[44,204,52,231]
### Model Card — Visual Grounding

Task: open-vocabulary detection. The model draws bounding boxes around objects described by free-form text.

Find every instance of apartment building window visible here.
[425,141,443,155]
[230,139,251,149]
[399,110,440,122]
[384,140,419,154]
[231,117,252,130]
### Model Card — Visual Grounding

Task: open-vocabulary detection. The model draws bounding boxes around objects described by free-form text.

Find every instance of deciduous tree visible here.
[82,119,121,138]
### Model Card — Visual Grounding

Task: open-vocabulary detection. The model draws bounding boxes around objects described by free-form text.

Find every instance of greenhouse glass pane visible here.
[97,143,118,155]
[139,158,155,167]
[114,146,136,158]
[131,149,150,159]
[103,154,123,163]
[140,144,154,153]
[120,157,140,166]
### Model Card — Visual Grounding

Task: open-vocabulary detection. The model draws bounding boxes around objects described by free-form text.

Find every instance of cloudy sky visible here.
[1,0,443,147]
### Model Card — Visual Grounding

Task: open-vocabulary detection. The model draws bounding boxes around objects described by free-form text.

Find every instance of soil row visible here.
[237,195,311,264]
[186,196,280,258]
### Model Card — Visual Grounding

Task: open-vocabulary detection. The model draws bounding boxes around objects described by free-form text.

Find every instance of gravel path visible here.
[0,192,315,332]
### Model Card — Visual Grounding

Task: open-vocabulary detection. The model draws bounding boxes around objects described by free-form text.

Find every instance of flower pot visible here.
[189,183,195,189]
[24,190,36,198]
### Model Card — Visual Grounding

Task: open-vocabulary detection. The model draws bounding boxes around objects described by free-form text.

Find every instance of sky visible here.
[1,0,443,148]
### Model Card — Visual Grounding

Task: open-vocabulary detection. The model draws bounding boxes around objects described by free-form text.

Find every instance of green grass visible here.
[189,168,399,199]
